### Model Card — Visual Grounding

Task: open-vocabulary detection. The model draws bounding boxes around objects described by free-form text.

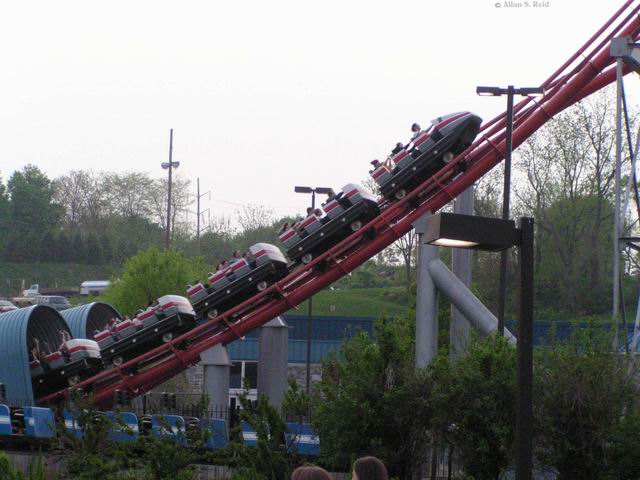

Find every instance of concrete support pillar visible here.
[201,344,232,415]
[450,185,474,360]
[257,316,289,409]
[413,214,440,369]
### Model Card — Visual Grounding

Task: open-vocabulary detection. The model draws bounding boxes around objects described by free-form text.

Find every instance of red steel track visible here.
[39,1,640,407]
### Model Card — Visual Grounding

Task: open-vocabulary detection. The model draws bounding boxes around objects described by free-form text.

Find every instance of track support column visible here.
[450,185,474,360]
[413,213,440,369]
[200,344,232,416]
[257,316,289,408]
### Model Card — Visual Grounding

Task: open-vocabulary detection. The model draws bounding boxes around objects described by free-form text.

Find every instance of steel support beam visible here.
[428,259,516,345]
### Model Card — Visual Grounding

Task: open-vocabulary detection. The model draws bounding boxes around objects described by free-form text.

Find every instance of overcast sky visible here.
[0,0,634,222]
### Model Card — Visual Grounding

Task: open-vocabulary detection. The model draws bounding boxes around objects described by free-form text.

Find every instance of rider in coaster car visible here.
[411,122,421,140]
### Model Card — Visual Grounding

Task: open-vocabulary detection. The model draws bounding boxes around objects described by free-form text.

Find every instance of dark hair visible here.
[291,465,333,480]
[353,456,388,480]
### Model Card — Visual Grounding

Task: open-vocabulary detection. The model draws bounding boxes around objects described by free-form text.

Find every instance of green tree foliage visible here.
[536,329,640,479]
[0,452,48,480]
[71,232,87,264]
[312,316,431,479]
[103,247,202,315]
[4,165,62,262]
[0,176,10,256]
[227,391,293,480]
[86,232,103,265]
[429,337,517,480]
[101,234,113,264]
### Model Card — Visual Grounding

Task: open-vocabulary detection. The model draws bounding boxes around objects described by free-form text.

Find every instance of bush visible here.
[312,316,432,479]
[536,329,640,479]
[429,336,517,480]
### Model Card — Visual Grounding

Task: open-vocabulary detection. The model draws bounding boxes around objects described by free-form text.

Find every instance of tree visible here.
[86,232,103,265]
[103,247,202,315]
[312,316,432,479]
[514,88,629,316]
[71,232,87,264]
[4,165,62,261]
[101,234,113,265]
[0,176,9,257]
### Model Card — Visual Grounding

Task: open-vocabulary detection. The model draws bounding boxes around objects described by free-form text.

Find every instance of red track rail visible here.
[39,1,640,407]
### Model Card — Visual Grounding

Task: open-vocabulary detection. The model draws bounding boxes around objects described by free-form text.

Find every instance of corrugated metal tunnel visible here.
[0,305,72,404]
[61,302,121,340]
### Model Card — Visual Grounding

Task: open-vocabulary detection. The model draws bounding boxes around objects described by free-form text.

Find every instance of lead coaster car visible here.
[31,339,102,400]
[281,183,380,265]
[191,243,289,321]
[99,295,196,368]
[373,111,482,201]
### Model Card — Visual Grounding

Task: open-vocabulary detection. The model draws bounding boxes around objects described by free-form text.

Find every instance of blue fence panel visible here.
[201,418,228,449]
[285,422,320,456]
[106,411,139,443]
[24,407,55,439]
[151,415,187,446]
[240,420,257,447]
[63,410,83,438]
[0,404,11,436]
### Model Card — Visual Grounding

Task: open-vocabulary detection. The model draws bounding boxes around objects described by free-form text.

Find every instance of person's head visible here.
[395,142,403,149]
[411,122,421,132]
[291,465,333,480]
[370,159,381,167]
[233,249,242,258]
[352,456,388,480]
[306,207,313,215]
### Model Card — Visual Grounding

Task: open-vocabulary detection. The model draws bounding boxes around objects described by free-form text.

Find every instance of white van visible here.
[80,280,110,296]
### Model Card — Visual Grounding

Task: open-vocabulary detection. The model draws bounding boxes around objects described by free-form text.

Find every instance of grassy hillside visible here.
[0,262,118,296]
[0,262,410,319]
[295,287,412,318]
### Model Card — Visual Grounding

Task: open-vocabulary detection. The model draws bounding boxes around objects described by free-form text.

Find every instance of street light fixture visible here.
[294,185,333,394]
[425,212,534,480]
[161,129,180,249]
[476,85,544,337]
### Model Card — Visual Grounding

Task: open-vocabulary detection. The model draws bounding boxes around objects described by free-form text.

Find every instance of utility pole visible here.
[196,178,210,253]
[161,129,180,249]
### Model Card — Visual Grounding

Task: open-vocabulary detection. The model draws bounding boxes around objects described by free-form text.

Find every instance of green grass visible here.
[0,262,118,297]
[0,262,411,319]
[294,287,412,318]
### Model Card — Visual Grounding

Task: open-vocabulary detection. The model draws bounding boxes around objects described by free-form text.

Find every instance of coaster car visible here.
[97,295,196,367]
[31,339,102,400]
[279,183,379,265]
[189,243,289,321]
[372,111,482,200]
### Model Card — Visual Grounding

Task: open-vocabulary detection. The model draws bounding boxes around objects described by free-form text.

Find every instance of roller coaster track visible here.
[39,1,640,407]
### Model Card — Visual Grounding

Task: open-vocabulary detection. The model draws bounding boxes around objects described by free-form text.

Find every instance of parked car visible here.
[33,296,72,311]
[0,300,17,314]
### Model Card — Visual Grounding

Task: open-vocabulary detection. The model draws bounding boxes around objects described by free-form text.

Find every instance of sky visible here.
[0,0,636,224]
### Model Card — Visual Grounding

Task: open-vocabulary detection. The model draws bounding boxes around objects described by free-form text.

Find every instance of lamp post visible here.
[425,212,534,480]
[294,185,333,393]
[476,86,543,336]
[161,129,180,249]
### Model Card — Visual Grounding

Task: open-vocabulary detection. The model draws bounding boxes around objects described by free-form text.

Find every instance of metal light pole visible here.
[424,212,535,480]
[161,129,180,249]
[477,86,544,334]
[294,185,333,393]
